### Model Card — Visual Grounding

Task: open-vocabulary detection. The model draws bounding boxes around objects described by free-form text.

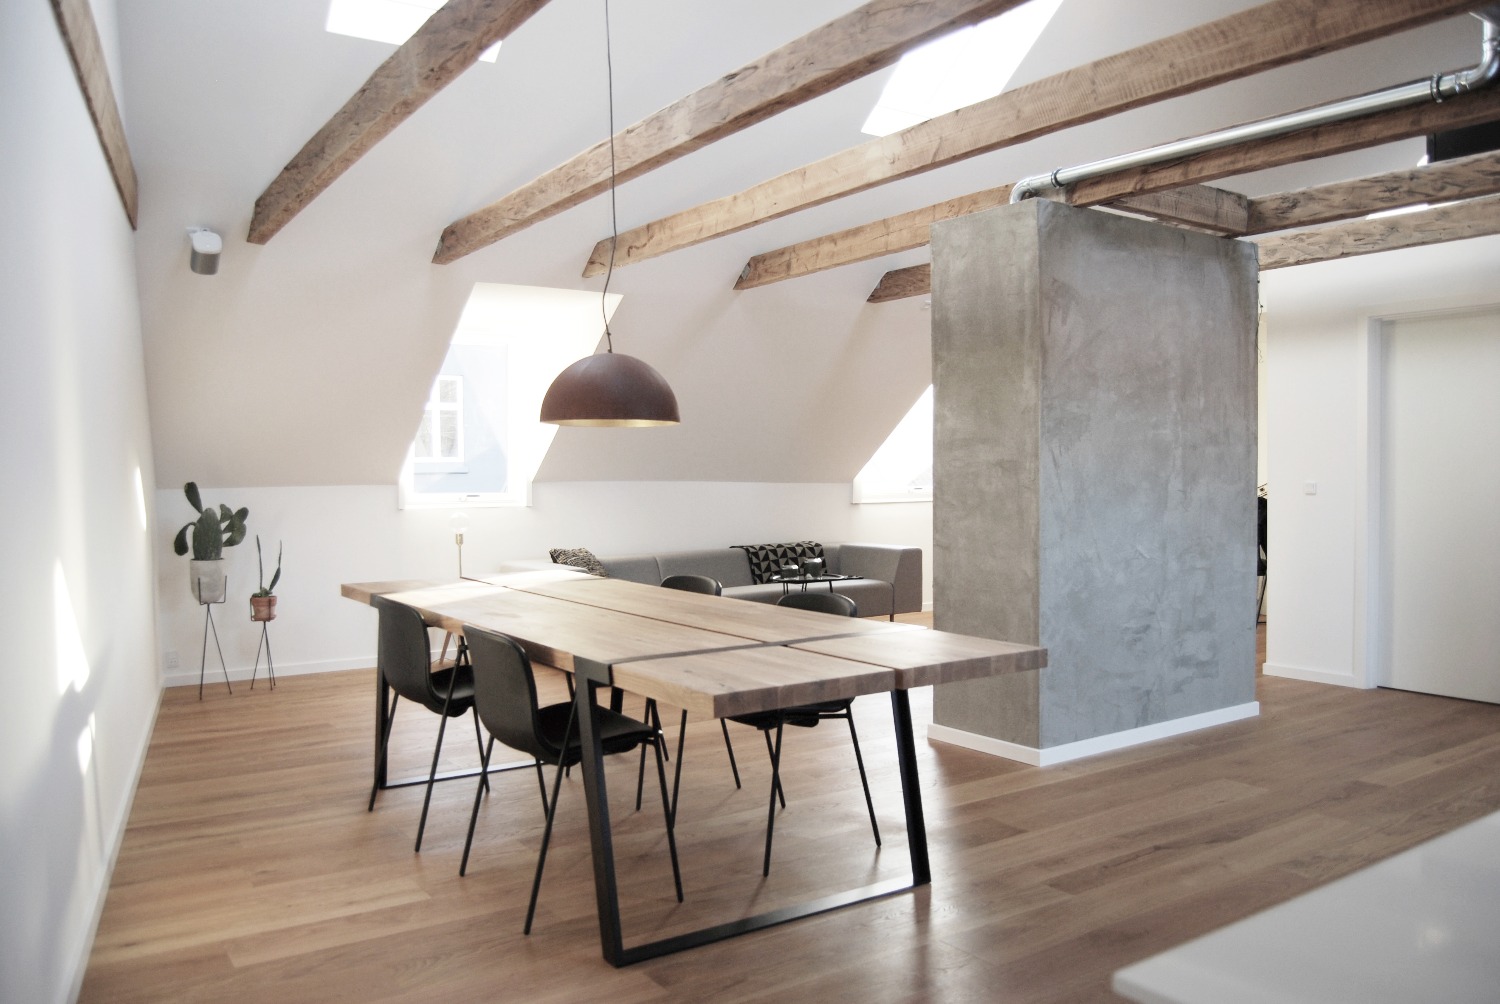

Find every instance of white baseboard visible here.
[162,653,373,689]
[927,702,1261,766]
[1263,662,1371,689]
[66,686,163,1004]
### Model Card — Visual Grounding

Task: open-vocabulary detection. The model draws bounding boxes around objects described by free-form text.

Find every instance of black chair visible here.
[367,595,489,852]
[1256,491,1268,625]
[459,626,682,934]
[728,590,880,875]
[652,575,743,803]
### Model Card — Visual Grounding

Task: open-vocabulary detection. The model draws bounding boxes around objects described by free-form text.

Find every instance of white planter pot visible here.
[190,559,227,604]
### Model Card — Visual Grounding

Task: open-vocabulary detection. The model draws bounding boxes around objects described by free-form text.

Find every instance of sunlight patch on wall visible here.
[53,561,91,695]
[399,283,619,508]
[853,386,933,503]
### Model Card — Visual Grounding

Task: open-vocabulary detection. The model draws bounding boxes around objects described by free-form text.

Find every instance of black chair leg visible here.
[652,736,684,902]
[635,698,657,811]
[761,728,787,809]
[459,735,495,876]
[472,706,491,794]
[721,719,741,789]
[532,760,547,812]
[525,703,577,935]
[763,721,785,877]
[844,710,880,847]
[368,693,399,812]
[414,678,458,853]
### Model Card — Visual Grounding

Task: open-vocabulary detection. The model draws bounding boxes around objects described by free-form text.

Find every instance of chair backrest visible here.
[776,590,857,618]
[374,595,444,710]
[661,574,723,596]
[463,626,554,762]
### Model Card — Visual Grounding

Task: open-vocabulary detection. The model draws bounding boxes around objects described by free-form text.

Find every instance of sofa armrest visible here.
[836,543,923,614]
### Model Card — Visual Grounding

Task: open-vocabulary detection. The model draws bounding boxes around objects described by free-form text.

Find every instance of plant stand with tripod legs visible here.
[197,576,232,700]
[251,609,276,690]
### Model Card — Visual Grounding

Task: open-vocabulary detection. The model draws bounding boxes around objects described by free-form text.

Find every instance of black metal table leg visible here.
[572,657,628,965]
[890,688,930,885]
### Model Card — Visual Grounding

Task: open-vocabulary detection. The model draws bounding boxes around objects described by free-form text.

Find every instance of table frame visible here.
[572,655,931,966]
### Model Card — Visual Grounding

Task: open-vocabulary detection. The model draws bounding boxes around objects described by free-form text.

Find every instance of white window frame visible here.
[413,374,464,464]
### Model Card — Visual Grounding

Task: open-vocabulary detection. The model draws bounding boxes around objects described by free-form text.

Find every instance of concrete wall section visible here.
[932,200,1258,753]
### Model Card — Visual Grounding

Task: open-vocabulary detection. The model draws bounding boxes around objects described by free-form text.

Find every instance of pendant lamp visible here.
[540,0,679,427]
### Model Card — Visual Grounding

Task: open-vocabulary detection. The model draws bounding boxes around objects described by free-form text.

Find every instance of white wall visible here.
[153,482,932,686]
[1260,236,1500,688]
[0,1,163,1001]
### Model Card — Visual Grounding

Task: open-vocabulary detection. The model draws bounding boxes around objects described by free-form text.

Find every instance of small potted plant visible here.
[250,536,282,622]
[171,481,248,604]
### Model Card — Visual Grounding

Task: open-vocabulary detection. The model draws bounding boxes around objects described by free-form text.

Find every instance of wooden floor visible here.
[82,620,1500,1002]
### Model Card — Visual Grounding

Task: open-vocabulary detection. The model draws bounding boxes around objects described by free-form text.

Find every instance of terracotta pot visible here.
[250,595,277,622]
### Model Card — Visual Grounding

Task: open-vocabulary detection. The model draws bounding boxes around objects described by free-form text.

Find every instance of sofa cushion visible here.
[731,540,824,584]
[595,554,662,585]
[548,546,606,577]
[658,549,754,588]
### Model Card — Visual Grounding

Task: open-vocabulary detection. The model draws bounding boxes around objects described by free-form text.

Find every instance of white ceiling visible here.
[115,0,1498,489]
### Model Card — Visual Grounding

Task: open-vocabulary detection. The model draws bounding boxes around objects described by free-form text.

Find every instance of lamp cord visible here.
[600,0,617,354]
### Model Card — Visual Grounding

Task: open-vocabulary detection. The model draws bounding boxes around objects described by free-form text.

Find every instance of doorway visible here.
[1377,306,1500,703]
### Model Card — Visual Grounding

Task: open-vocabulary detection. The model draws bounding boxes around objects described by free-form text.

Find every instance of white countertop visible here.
[1113,810,1500,1004]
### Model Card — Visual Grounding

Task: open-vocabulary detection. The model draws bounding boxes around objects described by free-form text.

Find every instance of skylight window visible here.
[326,0,501,62]
[861,0,1063,137]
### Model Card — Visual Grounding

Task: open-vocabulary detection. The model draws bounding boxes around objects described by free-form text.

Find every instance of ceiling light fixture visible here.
[540,0,679,427]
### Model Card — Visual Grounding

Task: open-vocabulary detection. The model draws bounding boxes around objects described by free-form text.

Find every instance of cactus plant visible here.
[253,536,282,597]
[172,482,248,560]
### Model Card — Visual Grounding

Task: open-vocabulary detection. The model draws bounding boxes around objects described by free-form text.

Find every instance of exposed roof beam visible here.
[1110,186,1250,234]
[248,0,551,246]
[433,0,1033,264]
[49,0,138,227]
[737,182,1254,289]
[1064,90,1500,209]
[1256,192,1500,268]
[1245,147,1500,234]
[865,86,1500,302]
[868,263,933,304]
[868,193,1500,300]
[736,185,1014,290]
[582,0,1475,276]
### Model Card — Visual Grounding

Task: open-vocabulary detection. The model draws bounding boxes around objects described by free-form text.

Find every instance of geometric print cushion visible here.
[731,540,824,584]
[548,546,608,577]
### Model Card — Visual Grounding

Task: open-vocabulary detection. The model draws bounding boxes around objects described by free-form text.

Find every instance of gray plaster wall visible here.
[931,199,1258,749]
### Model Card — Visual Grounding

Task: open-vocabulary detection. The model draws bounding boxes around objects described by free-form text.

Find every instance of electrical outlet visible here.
[163,650,179,670]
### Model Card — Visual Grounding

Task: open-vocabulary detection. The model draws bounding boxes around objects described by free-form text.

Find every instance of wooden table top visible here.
[505,574,922,645]
[342,575,1047,715]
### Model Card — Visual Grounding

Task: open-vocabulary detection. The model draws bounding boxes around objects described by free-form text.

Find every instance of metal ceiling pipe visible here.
[1011,10,1500,204]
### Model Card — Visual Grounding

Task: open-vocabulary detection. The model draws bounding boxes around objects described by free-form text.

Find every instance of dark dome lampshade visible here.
[539,351,680,427]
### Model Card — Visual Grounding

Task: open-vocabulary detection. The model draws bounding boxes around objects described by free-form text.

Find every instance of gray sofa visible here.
[547,543,923,618]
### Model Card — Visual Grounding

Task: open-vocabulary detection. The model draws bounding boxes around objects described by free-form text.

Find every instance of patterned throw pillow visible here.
[549,547,607,577]
[731,541,824,584]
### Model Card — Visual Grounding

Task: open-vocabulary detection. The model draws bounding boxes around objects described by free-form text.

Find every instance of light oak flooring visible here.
[81,620,1500,1002]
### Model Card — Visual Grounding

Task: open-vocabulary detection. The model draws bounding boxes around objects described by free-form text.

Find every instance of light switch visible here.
[1303,481,1318,495]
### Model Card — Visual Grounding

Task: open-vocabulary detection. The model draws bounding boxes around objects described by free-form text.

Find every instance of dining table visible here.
[343,568,1046,966]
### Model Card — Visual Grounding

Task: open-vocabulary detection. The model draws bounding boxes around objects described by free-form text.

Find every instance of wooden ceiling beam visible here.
[582,0,1476,276]
[867,187,1500,302]
[1245,147,1500,234]
[49,0,138,227]
[1110,186,1250,234]
[1255,193,1500,268]
[1064,90,1500,209]
[864,86,1500,302]
[736,185,1015,290]
[433,0,1034,264]
[248,0,552,246]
